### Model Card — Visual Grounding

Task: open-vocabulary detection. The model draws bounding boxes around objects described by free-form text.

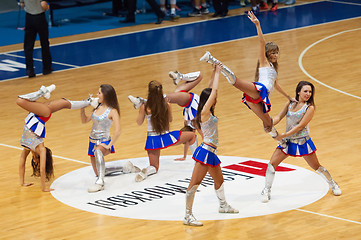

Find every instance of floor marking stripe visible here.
[0,142,89,165]
[298,28,361,100]
[296,208,361,225]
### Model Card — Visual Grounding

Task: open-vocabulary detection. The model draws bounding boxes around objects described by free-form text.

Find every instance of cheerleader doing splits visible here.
[17,84,97,192]
[200,11,294,144]
[81,84,140,193]
[184,62,238,227]
[132,80,198,182]
[261,81,341,203]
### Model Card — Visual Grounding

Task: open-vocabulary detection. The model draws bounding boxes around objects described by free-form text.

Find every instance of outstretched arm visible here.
[248,11,267,66]
[202,63,221,120]
[275,82,295,102]
[273,101,290,125]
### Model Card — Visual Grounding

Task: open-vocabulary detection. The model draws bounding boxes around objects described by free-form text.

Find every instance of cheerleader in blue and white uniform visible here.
[183,62,238,227]
[200,11,295,143]
[17,84,97,192]
[261,81,341,203]
[128,70,203,161]
[134,80,198,182]
[81,84,140,193]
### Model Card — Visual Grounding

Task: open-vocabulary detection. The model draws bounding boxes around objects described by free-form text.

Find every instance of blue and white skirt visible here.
[88,137,115,156]
[192,143,221,167]
[278,136,317,157]
[182,92,199,121]
[242,82,271,113]
[145,130,181,150]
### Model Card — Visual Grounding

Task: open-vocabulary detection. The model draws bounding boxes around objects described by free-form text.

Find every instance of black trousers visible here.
[213,0,229,14]
[24,12,52,72]
[126,0,163,20]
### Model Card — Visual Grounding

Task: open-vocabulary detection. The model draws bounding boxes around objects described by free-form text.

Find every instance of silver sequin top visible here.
[286,103,310,140]
[90,106,112,140]
[201,114,219,147]
[258,63,277,95]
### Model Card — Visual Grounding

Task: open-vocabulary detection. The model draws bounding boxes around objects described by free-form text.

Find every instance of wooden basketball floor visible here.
[1,1,361,239]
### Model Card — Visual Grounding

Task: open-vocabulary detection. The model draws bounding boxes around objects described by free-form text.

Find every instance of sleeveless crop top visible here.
[201,114,219,147]
[258,63,277,95]
[286,103,310,139]
[90,106,112,140]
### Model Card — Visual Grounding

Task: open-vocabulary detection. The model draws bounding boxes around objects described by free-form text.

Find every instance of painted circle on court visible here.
[51,156,329,220]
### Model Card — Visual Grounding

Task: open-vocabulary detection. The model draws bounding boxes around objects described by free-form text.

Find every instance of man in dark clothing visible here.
[20,0,52,78]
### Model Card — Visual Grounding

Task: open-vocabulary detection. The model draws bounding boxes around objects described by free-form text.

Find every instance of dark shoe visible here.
[27,69,35,78]
[121,18,135,23]
[103,12,123,17]
[212,12,221,17]
[220,11,227,17]
[43,68,53,75]
[155,16,164,24]
[188,8,201,17]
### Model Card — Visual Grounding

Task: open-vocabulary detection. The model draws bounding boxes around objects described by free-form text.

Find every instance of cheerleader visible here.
[81,84,139,193]
[128,70,203,161]
[17,84,97,192]
[183,62,238,227]
[132,80,198,182]
[200,11,295,144]
[261,81,341,203]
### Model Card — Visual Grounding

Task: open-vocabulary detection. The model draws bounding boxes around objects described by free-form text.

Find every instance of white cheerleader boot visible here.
[199,51,236,85]
[169,71,201,85]
[215,183,239,213]
[184,185,203,226]
[18,84,56,101]
[128,95,146,109]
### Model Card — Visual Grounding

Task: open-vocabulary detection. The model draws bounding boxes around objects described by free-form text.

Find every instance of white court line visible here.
[327,0,361,6]
[0,142,89,165]
[3,53,80,68]
[296,208,361,225]
[298,28,361,100]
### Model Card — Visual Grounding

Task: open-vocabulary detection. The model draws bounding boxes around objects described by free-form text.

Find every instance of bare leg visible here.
[16,98,52,117]
[302,153,321,171]
[174,131,196,147]
[244,101,273,130]
[233,76,261,99]
[166,92,192,106]
[46,99,71,113]
[188,162,209,190]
